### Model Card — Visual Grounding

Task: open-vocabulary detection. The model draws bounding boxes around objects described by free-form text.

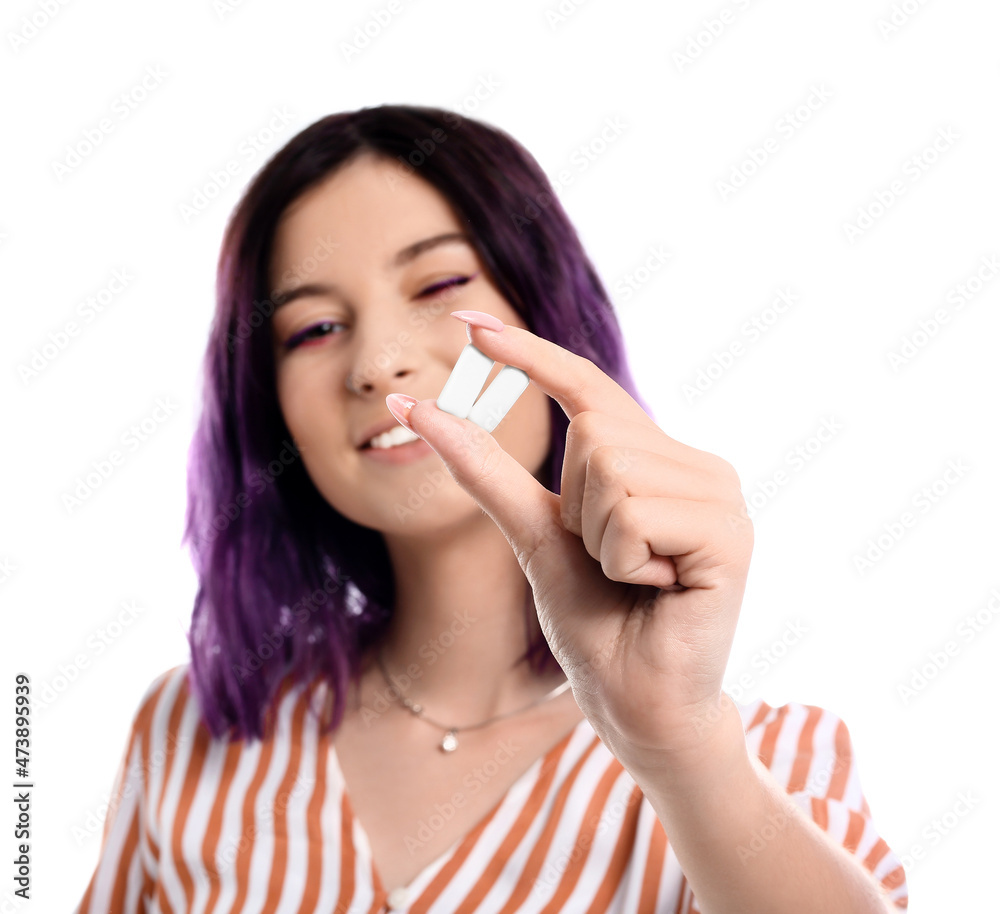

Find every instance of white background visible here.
[2,0,997,909]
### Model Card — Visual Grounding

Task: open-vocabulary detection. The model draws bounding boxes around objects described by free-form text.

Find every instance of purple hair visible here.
[183,104,656,740]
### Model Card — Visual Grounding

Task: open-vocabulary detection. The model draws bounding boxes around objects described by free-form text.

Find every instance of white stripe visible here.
[616,797,657,913]
[145,667,187,853]
[426,721,596,913]
[242,684,302,914]
[519,728,611,908]
[274,691,322,914]
[186,736,230,914]
[208,730,264,913]
[156,686,203,912]
[558,768,637,912]
[311,747,348,910]
[87,736,142,912]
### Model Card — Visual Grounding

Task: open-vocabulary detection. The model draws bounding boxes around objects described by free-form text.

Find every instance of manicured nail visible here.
[451,310,505,333]
[385,394,418,432]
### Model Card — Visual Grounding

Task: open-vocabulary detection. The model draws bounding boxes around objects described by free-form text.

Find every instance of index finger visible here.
[450,311,655,430]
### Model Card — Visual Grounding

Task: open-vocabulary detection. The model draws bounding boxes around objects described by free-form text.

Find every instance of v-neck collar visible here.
[328,715,595,903]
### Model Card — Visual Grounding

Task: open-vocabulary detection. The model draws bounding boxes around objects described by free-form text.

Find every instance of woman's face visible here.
[268,153,552,535]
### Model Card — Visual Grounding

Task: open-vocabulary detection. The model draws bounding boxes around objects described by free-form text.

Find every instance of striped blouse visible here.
[73,664,908,913]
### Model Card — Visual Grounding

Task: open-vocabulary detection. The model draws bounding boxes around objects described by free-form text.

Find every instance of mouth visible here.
[361,424,423,450]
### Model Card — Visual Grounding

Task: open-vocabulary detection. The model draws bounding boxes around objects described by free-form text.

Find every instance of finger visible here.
[453,314,656,431]
[403,396,566,566]
[578,447,741,561]
[598,496,753,592]
[560,412,734,536]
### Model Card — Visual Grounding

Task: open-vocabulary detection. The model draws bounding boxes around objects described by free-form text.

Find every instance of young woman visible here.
[74,104,908,913]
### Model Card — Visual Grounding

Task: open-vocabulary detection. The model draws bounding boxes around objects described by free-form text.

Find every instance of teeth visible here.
[368,425,421,449]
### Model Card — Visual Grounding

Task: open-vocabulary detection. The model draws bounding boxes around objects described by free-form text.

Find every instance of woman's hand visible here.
[387,313,754,774]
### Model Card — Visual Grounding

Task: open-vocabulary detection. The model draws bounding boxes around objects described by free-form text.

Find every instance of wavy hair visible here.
[182,103,655,740]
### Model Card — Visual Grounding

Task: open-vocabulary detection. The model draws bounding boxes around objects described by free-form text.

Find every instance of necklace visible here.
[374,648,572,753]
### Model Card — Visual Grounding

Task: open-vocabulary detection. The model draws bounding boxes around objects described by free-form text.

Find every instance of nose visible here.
[345,329,418,396]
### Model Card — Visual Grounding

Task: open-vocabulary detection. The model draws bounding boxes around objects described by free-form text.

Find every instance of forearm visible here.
[621,697,895,914]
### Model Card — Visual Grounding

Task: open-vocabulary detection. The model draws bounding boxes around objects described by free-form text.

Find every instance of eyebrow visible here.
[272,232,471,308]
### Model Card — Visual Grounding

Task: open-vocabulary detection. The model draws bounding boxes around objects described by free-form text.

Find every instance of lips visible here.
[357,415,411,449]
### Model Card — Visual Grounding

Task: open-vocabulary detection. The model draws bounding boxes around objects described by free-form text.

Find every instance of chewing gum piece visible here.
[436,344,494,419]
[467,366,530,433]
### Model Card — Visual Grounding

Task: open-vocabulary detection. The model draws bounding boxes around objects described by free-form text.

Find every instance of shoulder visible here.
[123,662,196,743]
[733,697,866,806]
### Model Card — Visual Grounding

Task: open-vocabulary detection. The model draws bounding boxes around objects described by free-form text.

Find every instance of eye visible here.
[417,275,474,298]
[284,320,346,351]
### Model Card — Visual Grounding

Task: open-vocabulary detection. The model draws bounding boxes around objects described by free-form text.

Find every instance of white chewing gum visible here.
[436,344,495,418]
[467,365,530,432]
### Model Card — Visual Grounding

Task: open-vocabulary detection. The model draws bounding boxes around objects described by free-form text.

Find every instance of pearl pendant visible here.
[440,730,458,753]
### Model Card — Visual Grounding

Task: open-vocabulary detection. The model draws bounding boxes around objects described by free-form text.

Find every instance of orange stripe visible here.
[746,700,772,732]
[811,796,829,832]
[260,695,310,913]
[151,674,191,914]
[787,705,823,793]
[539,755,625,913]
[486,737,605,914]
[169,700,211,909]
[108,801,142,912]
[583,783,644,914]
[295,721,331,914]
[826,718,853,802]
[755,704,788,768]
[638,818,667,912]
[227,715,278,912]
[674,871,688,914]
[410,729,581,914]
[842,809,866,853]
[200,737,244,912]
[882,863,907,893]
[334,790,359,913]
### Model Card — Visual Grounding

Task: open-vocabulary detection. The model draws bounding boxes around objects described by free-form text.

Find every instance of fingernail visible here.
[451,310,505,333]
[386,394,418,433]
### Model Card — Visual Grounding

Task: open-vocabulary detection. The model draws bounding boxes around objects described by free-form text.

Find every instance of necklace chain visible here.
[374,648,571,753]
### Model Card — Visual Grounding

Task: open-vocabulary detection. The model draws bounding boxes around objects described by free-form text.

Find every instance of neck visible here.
[369,512,564,725]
